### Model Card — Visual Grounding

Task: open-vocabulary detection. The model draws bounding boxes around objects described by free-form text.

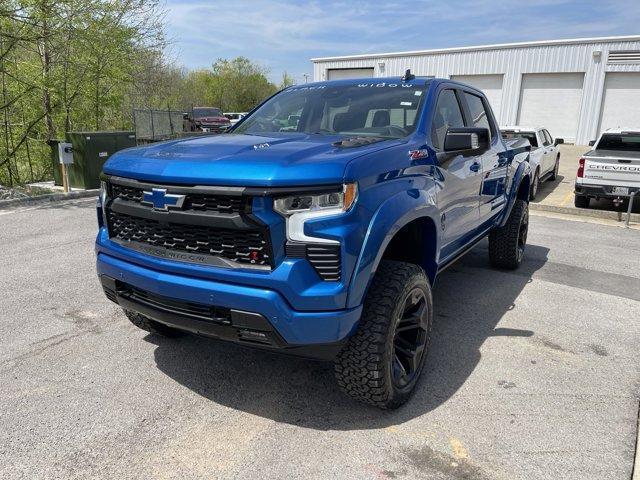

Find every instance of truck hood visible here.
[103,133,399,186]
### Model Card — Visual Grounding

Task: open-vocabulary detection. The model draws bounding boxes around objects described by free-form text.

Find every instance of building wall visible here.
[312,37,640,144]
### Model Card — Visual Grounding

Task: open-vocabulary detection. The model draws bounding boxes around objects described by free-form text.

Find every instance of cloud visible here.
[163,0,640,83]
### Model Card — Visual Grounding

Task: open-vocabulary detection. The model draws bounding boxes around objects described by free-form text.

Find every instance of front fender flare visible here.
[346,189,440,309]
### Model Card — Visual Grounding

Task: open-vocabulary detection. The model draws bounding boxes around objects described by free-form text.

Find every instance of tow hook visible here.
[613,196,624,208]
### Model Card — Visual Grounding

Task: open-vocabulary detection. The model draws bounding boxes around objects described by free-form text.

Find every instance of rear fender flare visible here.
[345,189,440,309]
[499,160,531,227]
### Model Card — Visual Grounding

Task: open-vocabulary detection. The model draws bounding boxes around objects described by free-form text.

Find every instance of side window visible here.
[431,89,465,150]
[541,130,551,147]
[463,92,494,137]
[544,130,553,146]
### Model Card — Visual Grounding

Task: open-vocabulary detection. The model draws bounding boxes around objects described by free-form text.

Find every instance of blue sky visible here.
[164,0,640,84]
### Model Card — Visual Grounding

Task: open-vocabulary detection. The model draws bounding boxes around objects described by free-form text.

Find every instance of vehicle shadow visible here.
[150,240,549,430]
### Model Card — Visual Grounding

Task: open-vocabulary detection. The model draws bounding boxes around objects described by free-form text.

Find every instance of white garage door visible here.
[451,74,504,122]
[327,68,374,80]
[598,73,640,134]
[517,73,584,142]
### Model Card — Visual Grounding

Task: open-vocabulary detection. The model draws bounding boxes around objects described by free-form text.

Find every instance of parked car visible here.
[224,112,247,126]
[575,128,640,208]
[187,107,231,133]
[501,126,564,199]
[96,75,532,408]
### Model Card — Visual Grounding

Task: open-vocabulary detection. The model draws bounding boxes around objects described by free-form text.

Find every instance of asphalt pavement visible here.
[1,199,639,480]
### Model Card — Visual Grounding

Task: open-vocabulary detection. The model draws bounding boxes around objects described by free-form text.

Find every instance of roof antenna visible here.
[401,69,415,81]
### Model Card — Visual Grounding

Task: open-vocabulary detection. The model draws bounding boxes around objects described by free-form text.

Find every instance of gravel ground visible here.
[0,199,638,480]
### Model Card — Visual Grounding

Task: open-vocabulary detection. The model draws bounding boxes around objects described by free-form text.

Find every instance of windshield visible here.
[596,133,640,152]
[234,83,428,139]
[501,131,538,148]
[193,108,223,118]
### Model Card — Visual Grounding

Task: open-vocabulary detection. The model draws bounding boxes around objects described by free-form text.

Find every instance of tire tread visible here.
[489,199,527,270]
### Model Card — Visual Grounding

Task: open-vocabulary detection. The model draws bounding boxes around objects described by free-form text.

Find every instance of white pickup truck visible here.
[575,129,640,208]
[501,126,564,199]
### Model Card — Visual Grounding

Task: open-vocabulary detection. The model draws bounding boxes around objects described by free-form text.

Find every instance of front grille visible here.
[200,124,228,133]
[186,193,243,212]
[108,210,271,267]
[286,242,341,281]
[110,182,244,215]
[111,183,142,203]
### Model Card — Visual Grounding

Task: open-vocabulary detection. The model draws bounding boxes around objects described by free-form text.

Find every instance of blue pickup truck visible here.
[96,74,532,408]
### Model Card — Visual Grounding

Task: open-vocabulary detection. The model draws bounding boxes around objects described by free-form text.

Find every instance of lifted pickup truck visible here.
[575,129,640,208]
[96,75,532,408]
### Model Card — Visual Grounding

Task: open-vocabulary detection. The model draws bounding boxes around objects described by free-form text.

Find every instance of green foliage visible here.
[0,1,283,187]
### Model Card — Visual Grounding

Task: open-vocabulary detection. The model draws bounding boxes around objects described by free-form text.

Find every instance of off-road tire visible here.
[489,199,528,270]
[334,260,433,409]
[530,170,540,200]
[549,155,560,181]
[124,309,184,337]
[574,195,590,208]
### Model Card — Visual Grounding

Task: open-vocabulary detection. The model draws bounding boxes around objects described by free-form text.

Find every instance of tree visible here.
[280,71,294,89]
[0,1,286,187]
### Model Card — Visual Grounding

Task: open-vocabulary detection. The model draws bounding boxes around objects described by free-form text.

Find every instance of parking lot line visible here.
[560,190,574,207]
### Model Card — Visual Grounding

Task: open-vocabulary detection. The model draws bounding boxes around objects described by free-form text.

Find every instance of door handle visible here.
[470,162,480,172]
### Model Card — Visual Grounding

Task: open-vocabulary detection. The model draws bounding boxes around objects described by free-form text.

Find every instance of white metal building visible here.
[311,36,640,144]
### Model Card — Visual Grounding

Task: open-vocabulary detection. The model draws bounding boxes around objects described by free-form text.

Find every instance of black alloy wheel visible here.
[517,205,529,263]
[392,288,429,388]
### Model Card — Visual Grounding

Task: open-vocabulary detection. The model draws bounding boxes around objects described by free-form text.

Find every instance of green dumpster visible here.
[65,131,136,189]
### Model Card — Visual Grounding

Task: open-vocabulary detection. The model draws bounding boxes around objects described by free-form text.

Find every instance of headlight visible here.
[274,183,357,244]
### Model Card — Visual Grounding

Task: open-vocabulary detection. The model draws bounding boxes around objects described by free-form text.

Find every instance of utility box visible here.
[62,131,136,189]
[58,142,73,164]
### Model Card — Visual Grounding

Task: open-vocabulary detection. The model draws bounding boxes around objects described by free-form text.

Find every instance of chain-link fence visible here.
[133,109,186,141]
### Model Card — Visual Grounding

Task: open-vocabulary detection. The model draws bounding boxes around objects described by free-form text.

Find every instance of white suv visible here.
[501,126,564,199]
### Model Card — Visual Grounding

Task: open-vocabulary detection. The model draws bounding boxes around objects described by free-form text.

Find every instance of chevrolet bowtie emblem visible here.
[141,188,186,211]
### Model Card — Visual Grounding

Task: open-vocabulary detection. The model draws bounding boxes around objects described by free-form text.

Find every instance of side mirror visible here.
[554,138,564,146]
[444,127,490,153]
[588,140,596,147]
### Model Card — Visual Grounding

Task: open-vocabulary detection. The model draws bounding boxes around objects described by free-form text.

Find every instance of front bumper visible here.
[97,252,362,359]
[197,124,230,133]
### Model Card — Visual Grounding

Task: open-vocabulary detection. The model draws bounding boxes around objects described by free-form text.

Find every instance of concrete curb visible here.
[530,202,640,224]
[0,190,98,210]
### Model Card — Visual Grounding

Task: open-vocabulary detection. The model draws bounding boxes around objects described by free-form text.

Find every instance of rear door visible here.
[584,133,640,192]
[460,90,508,223]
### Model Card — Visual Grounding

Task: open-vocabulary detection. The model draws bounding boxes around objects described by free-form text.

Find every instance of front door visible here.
[431,88,483,260]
